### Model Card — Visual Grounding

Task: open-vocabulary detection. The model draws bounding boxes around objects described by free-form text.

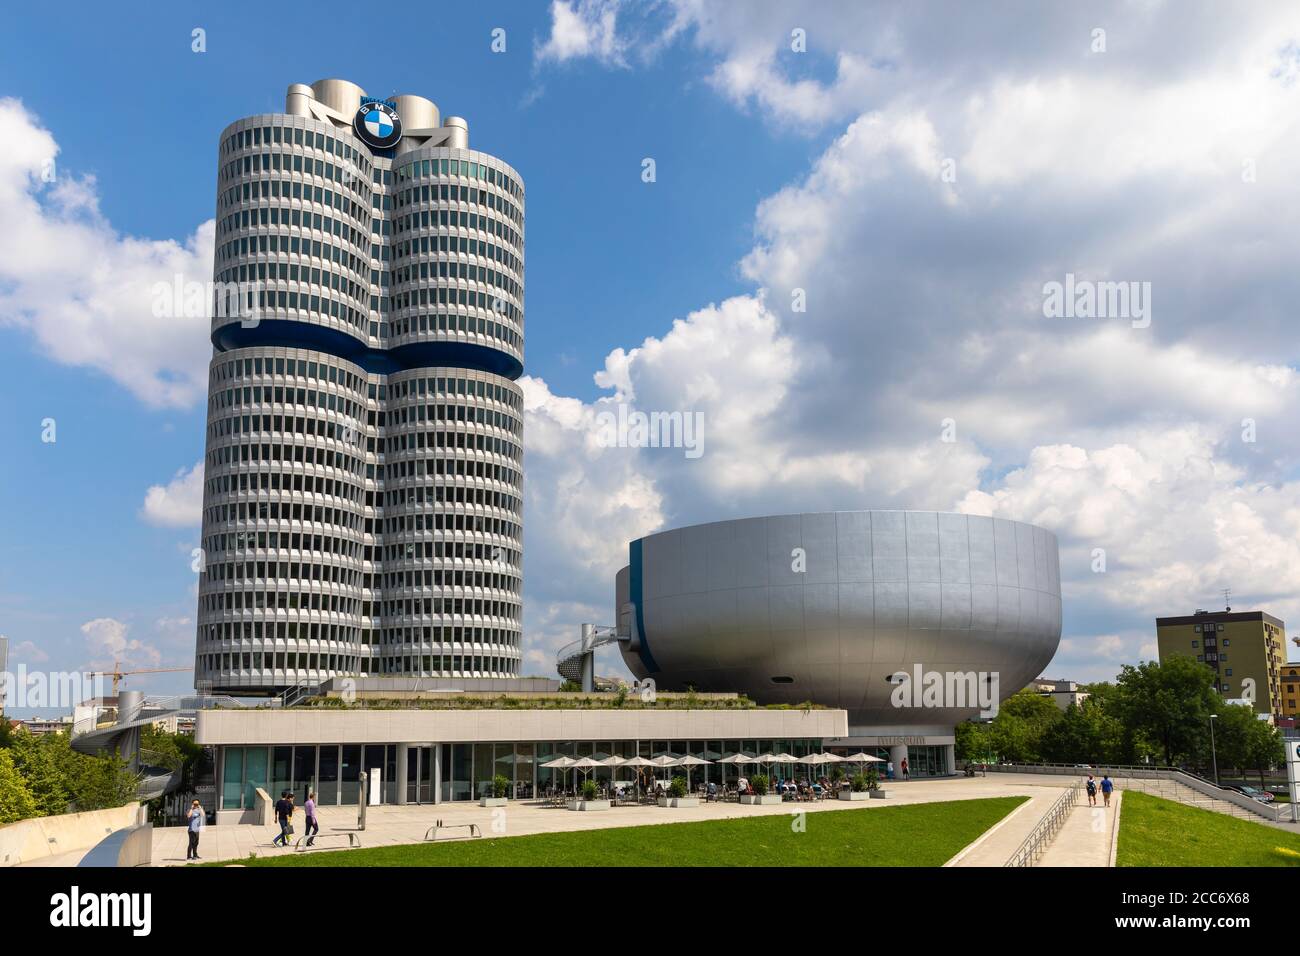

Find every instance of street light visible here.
[1208,714,1219,786]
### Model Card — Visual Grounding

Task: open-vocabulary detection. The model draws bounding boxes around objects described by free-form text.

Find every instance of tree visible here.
[0,750,37,824]
[6,731,69,816]
[1040,699,1124,764]
[1243,717,1285,788]
[1112,657,1218,767]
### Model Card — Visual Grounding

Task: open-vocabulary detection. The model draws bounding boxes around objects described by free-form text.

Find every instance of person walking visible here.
[901,757,909,780]
[1085,775,1097,807]
[272,790,295,847]
[1101,775,1114,807]
[186,800,204,861]
[304,790,320,847]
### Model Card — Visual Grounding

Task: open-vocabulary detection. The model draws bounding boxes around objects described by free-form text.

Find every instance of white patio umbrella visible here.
[675,754,712,788]
[619,755,656,796]
[541,755,578,793]
[647,754,682,790]
[842,752,885,763]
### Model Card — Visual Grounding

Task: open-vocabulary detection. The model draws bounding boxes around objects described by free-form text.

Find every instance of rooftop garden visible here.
[292,689,826,711]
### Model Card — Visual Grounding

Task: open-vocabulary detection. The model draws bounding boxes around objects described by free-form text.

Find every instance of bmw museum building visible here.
[187,80,1062,817]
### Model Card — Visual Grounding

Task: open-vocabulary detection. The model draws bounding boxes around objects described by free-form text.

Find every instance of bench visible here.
[424,821,482,842]
[293,832,361,852]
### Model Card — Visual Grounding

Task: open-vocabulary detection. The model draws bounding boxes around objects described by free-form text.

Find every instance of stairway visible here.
[1116,776,1265,821]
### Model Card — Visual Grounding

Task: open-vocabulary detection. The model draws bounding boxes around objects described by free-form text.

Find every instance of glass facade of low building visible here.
[215,737,832,809]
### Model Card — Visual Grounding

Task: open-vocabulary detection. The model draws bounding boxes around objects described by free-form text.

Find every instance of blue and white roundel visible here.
[365,110,392,139]
[354,102,401,150]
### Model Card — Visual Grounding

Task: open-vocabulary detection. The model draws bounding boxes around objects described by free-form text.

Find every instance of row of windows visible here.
[203,524,365,559]
[395,156,523,213]
[386,311,522,350]
[378,597,519,621]
[392,262,522,313]
[207,444,367,486]
[389,374,521,411]
[199,620,519,650]
[381,461,524,499]
[219,146,369,207]
[205,588,365,616]
[380,625,520,648]
[382,456,522,493]
[395,181,522,233]
[377,483,522,523]
[220,123,373,182]
[220,176,369,231]
[382,567,520,591]
[198,653,519,677]
[218,200,369,259]
[394,207,521,253]
[212,383,366,428]
[394,231,522,283]
[215,234,369,305]
[215,261,368,322]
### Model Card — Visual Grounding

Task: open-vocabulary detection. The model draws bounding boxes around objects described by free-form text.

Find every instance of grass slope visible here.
[229,796,1027,868]
[1116,791,1300,867]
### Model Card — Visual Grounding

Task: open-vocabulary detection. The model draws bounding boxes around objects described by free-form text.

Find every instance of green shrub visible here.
[669,775,688,798]
[492,774,510,799]
[580,779,599,801]
[850,773,869,793]
[751,774,770,796]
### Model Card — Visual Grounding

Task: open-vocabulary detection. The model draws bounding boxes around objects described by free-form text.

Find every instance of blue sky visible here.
[3,1,1300,712]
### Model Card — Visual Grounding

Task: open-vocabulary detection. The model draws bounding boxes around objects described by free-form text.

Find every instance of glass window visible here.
[222,747,244,810]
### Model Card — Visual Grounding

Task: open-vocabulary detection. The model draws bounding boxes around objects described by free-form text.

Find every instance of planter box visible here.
[567,799,611,812]
[657,796,701,808]
[739,794,783,806]
[838,790,870,801]
[869,790,890,799]
[479,796,507,807]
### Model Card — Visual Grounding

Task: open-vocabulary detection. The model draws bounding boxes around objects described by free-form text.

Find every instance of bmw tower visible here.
[195,79,525,695]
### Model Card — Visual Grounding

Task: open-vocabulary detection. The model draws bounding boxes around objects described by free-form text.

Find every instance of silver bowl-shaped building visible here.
[615,511,1062,728]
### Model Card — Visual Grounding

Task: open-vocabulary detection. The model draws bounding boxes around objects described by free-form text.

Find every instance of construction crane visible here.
[88,662,192,699]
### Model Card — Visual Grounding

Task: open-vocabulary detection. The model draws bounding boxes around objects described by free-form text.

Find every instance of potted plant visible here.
[568,778,610,811]
[740,773,782,805]
[867,766,889,798]
[658,775,700,808]
[839,772,871,801]
[480,774,510,807]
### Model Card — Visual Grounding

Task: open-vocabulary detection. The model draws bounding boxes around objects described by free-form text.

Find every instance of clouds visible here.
[80,617,162,670]
[535,0,630,67]
[520,0,1300,681]
[141,462,205,528]
[0,98,215,409]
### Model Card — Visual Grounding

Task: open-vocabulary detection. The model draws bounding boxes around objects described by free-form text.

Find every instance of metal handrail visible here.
[1004,779,1083,868]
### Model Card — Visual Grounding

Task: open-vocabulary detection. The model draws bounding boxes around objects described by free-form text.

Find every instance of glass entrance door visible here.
[406,747,434,804]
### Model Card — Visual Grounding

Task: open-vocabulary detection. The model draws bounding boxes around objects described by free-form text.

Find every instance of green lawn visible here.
[1116,791,1300,867]
[225,796,1026,867]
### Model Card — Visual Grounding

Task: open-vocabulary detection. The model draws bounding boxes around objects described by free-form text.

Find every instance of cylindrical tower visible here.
[195,82,524,695]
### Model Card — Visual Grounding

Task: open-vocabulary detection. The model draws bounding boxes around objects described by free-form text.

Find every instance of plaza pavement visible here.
[149,772,1077,867]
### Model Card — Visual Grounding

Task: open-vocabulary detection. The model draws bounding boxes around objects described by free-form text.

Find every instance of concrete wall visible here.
[0,803,142,867]
[78,823,152,868]
[196,706,849,746]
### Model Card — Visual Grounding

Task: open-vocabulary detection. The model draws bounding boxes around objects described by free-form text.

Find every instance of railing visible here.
[1004,779,1083,867]
[984,762,1287,823]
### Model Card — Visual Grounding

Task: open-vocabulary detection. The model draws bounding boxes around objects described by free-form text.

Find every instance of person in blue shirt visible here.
[1101,775,1114,807]
[186,800,204,861]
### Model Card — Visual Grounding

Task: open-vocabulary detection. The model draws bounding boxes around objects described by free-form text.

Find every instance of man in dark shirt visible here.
[272,791,294,847]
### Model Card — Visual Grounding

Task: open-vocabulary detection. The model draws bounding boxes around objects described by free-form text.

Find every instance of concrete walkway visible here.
[150,773,1072,867]
[947,787,1071,867]
[1037,791,1121,867]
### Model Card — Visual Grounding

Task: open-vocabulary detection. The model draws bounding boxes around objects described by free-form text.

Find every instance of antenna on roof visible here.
[1223,587,1231,612]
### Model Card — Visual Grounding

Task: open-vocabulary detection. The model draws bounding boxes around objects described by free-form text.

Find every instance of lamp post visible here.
[1208,714,1219,786]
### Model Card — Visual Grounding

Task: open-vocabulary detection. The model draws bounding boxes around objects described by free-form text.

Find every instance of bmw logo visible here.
[354,101,401,150]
